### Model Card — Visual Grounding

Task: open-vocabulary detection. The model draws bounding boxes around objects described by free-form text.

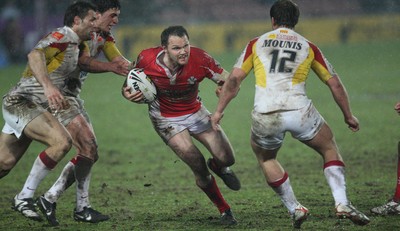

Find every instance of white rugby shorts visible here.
[251,102,325,150]
[2,95,89,138]
[2,95,46,138]
[149,104,212,143]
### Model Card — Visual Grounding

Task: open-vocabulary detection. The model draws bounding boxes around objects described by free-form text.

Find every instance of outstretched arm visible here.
[79,52,133,76]
[326,75,359,132]
[211,68,247,130]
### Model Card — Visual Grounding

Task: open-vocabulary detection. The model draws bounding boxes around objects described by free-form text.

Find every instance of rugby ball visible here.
[126,68,157,104]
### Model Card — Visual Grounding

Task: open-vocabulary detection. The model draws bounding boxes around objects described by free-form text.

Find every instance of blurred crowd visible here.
[0,0,399,66]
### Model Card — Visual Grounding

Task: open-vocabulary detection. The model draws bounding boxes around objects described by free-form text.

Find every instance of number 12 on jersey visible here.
[269,49,297,73]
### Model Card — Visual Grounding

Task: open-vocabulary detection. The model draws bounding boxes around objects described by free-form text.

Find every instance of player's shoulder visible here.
[137,46,162,67]
[141,46,163,55]
[190,46,214,61]
[139,46,162,60]
[190,46,208,55]
[49,26,79,43]
[87,31,115,47]
[35,26,76,51]
[97,31,116,42]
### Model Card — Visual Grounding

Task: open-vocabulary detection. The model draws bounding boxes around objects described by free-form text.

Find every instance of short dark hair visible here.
[90,0,120,14]
[64,1,97,27]
[161,26,189,47]
[270,0,299,28]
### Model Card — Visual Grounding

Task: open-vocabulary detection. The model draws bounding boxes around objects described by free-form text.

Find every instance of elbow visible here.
[27,50,37,61]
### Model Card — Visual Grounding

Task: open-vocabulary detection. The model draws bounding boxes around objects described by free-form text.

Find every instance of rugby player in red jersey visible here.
[371,101,400,215]
[122,25,240,225]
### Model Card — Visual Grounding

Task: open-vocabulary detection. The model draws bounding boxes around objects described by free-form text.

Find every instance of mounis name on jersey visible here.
[262,39,302,50]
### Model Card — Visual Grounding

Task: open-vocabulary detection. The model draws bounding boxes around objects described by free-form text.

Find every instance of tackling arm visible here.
[214,69,230,97]
[326,75,359,131]
[78,40,133,76]
[79,52,132,76]
[211,67,246,130]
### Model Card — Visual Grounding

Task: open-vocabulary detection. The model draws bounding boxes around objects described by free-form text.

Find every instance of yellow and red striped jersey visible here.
[235,28,336,113]
[10,26,82,104]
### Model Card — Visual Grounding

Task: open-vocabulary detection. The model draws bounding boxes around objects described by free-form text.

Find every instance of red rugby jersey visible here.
[135,46,224,117]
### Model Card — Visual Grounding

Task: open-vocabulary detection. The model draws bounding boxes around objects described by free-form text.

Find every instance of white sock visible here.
[18,156,51,199]
[324,165,348,206]
[45,161,75,203]
[270,177,299,214]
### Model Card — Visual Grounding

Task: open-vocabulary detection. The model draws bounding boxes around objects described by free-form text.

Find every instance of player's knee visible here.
[51,134,73,159]
[225,157,235,166]
[0,155,17,169]
[86,138,98,156]
[79,138,98,161]
[60,135,73,153]
[215,150,235,166]
[0,157,17,178]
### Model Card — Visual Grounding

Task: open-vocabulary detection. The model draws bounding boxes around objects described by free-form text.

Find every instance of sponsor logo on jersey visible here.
[52,32,64,40]
[277,34,298,41]
[188,76,197,85]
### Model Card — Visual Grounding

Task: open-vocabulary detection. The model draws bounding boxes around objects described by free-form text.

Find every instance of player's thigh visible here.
[302,122,338,155]
[251,110,285,150]
[251,139,280,162]
[168,130,205,165]
[24,112,70,146]
[194,127,234,162]
[0,132,32,168]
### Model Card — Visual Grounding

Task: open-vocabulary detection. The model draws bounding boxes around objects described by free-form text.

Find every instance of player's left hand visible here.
[215,80,225,97]
[346,115,359,132]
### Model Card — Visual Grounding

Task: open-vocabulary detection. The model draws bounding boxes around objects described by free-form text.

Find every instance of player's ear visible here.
[73,15,82,26]
[271,17,277,28]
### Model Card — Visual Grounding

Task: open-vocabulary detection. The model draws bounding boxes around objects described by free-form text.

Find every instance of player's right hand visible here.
[44,85,67,111]
[121,85,143,103]
[110,58,131,76]
[210,111,224,131]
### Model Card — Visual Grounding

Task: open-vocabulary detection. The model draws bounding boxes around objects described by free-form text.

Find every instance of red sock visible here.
[70,156,78,165]
[199,176,230,213]
[323,160,345,169]
[393,153,400,202]
[39,151,57,169]
[268,172,288,188]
